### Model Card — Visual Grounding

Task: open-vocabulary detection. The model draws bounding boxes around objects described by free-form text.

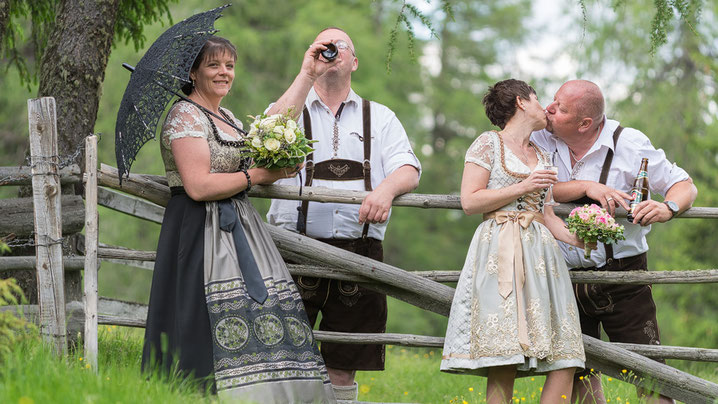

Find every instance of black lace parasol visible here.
[115,4,243,182]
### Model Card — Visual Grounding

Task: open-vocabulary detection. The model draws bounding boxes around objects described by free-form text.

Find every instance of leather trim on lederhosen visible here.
[568,125,623,263]
[297,99,372,238]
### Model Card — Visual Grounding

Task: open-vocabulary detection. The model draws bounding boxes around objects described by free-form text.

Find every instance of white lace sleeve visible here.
[465,131,495,171]
[160,102,208,149]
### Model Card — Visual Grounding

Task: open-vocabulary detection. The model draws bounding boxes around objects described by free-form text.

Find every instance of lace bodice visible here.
[465,131,550,212]
[160,101,247,187]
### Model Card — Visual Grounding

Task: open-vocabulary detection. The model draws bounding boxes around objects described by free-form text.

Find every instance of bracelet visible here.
[241,168,251,191]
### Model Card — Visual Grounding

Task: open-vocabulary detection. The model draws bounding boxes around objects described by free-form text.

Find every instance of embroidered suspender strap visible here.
[362,99,372,191]
[602,125,623,261]
[361,99,372,238]
[297,107,314,235]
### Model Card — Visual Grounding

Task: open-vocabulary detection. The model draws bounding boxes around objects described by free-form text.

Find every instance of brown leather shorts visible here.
[294,237,386,371]
[572,253,664,378]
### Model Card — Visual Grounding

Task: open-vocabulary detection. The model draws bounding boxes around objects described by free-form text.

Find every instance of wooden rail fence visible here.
[2,96,718,402]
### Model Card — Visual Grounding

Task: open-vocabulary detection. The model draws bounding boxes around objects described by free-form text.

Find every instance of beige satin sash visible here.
[484,210,545,350]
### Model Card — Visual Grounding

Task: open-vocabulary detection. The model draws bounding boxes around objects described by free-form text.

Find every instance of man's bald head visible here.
[562,80,605,125]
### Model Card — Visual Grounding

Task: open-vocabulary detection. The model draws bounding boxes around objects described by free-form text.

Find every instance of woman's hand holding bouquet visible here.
[566,204,625,258]
[243,112,315,169]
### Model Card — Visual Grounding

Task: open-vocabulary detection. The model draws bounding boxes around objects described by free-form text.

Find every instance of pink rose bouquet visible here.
[566,204,626,258]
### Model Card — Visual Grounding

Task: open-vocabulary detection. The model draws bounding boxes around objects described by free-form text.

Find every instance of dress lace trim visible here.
[494,131,542,180]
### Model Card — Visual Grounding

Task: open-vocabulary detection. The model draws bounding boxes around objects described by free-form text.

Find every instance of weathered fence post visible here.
[28,97,67,355]
[83,135,99,370]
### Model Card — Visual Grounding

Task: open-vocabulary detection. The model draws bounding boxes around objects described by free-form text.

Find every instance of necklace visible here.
[568,147,581,162]
[200,107,251,169]
[201,108,245,148]
[499,132,532,166]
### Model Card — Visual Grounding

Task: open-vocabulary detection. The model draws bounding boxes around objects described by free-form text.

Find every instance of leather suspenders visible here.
[570,125,624,262]
[297,99,372,238]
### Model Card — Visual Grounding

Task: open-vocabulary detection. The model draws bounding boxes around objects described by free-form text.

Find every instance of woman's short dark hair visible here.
[482,79,536,129]
[181,36,238,95]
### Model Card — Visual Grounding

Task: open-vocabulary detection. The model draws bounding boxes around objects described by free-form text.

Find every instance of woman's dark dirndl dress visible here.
[142,102,335,403]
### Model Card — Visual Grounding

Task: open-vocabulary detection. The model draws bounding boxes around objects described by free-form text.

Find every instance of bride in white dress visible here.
[441,79,586,404]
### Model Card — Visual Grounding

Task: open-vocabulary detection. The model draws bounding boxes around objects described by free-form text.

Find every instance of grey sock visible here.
[332,382,358,401]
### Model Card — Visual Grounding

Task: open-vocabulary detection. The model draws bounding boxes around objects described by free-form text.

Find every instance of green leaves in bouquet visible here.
[242,111,317,169]
[565,204,626,246]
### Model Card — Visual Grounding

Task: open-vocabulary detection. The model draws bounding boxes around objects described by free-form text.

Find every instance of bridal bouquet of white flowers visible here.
[242,112,315,169]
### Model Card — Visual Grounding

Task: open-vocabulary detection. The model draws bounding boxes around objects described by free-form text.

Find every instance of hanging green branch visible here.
[385,0,451,73]
[649,0,701,54]
[385,0,705,72]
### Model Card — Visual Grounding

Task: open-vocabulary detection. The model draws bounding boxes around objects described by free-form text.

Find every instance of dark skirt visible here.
[142,191,334,402]
[142,192,214,383]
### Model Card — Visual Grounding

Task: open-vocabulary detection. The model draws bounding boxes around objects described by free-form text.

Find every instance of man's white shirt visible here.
[531,118,689,268]
[266,87,421,240]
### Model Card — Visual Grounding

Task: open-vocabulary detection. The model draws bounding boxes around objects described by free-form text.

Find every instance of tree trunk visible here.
[16,0,122,318]
[37,0,121,167]
[0,1,9,49]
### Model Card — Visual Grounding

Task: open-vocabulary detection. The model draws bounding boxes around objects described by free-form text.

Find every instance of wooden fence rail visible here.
[83,135,99,371]
[27,97,66,355]
[92,163,718,219]
[85,244,718,286]
[4,152,718,401]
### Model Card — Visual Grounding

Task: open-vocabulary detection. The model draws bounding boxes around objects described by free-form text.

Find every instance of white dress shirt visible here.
[266,87,421,240]
[531,118,690,268]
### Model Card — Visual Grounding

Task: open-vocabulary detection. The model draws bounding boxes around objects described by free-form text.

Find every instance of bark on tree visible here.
[37,0,121,167]
[0,1,9,49]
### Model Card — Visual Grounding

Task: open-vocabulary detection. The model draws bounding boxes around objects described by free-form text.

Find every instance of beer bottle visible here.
[626,158,649,222]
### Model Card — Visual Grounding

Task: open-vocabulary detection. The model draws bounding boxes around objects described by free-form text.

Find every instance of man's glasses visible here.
[335,40,355,56]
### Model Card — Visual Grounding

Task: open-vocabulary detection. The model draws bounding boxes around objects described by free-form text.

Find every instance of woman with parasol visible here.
[140,35,336,402]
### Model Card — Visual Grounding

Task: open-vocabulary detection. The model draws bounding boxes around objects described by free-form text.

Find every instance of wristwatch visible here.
[663,200,679,218]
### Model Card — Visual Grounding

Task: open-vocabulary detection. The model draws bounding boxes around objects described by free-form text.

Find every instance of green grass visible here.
[1,327,716,404]
[355,346,718,403]
[0,326,216,404]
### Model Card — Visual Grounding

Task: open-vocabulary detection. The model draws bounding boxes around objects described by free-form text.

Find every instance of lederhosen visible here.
[570,126,663,379]
[293,99,387,371]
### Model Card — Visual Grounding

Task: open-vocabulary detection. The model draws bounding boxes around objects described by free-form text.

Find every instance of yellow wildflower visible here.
[79,357,83,361]
[622,369,628,374]
[607,377,613,381]
[404,391,408,395]
[85,364,90,369]
[359,385,370,394]
[561,395,567,400]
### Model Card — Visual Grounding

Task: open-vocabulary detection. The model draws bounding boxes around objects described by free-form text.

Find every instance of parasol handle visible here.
[120,63,247,135]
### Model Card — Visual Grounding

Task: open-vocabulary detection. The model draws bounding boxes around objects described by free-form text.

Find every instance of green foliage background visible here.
[1,0,716,365]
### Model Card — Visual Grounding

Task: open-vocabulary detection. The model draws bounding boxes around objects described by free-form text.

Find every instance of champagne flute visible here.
[545,151,559,206]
